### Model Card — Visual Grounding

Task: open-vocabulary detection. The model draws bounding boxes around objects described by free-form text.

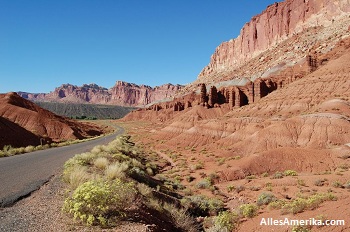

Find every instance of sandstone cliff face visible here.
[198,0,350,82]
[19,82,182,107]
[110,81,182,106]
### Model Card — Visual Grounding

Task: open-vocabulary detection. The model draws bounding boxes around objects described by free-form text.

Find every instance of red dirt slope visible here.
[0,92,104,149]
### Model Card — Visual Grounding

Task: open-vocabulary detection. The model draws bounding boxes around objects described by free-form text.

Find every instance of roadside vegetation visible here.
[0,134,106,158]
[62,135,199,231]
[61,132,345,231]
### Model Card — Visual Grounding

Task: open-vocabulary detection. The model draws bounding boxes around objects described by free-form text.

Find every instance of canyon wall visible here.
[198,0,350,81]
[18,82,183,107]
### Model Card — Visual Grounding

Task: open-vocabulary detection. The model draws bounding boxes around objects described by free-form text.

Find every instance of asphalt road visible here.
[0,126,124,207]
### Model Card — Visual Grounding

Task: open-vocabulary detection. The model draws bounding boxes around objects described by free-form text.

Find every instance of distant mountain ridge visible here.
[18,81,183,107]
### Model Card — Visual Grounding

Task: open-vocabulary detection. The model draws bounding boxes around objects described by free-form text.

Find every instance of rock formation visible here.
[0,92,104,149]
[199,83,207,105]
[208,86,218,107]
[196,0,350,84]
[18,82,183,107]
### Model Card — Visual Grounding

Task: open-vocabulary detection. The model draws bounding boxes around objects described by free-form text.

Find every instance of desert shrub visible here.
[282,198,308,214]
[261,172,269,177]
[284,170,298,176]
[136,182,153,197]
[332,181,343,188]
[105,162,129,180]
[271,171,284,179]
[24,145,35,153]
[265,182,273,191]
[34,145,44,151]
[213,211,239,232]
[181,195,224,215]
[314,179,326,186]
[63,179,136,226]
[94,157,109,170]
[77,152,96,165]
[145,167,154,176]
[239,204,258,218]
[235,185,245,193]
[292,225,312,232]
[227,185,234,192]
[268,200,286,210]
[196,178,212,189]
[281,193,337,214]
[64,152,95,169]
[50,142,58,147]
[245,175,256,180]
[64,166,90,189]
[1,145,25,156]
[191,163,204,170]
[91,145,103,155]
[257,192,277,206]
[130,158,143,169]
[217,158,226,166]
[163,203,199,232]
[297,179,306,186]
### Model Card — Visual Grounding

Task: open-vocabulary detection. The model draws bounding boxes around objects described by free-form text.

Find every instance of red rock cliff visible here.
[198,0,350,81]
[19,82,182,107]
[109,81,182,106]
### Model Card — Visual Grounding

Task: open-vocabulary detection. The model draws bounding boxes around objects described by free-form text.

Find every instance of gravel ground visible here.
[0,171,148,232]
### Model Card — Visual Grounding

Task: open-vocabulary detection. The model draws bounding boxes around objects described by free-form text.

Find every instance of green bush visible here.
[239,204,258,218]
[214,211,239,231]
[63,179,136,226]
[284,170,298,176]
[281,193,337,214]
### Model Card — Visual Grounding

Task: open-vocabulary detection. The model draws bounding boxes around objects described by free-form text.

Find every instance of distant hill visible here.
[35,101,136,120]
[0,93,104,149]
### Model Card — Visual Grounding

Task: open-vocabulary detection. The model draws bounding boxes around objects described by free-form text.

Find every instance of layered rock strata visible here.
[197,0,350,84]
[18,82,182,107]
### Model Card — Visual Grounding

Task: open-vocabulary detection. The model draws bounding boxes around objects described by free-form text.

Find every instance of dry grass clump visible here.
[65,166,90,189]
[163,202,199,232]
[91,145,103,155]
[94,157,109,170]
[24,145,35,153]
[105,162,129,180]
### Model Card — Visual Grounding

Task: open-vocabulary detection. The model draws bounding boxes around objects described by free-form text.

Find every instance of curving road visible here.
[0,126,124,207]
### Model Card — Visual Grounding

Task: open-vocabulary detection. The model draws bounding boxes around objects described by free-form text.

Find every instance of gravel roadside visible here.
[0,171,148,232]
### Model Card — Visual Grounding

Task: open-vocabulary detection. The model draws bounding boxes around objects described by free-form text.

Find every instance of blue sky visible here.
[0,0,278,93]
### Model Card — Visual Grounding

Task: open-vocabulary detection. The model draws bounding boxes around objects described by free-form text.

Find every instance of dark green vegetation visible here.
[35,102,136,120]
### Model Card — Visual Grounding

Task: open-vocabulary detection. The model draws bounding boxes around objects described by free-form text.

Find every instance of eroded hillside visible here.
[0,92,104,149]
